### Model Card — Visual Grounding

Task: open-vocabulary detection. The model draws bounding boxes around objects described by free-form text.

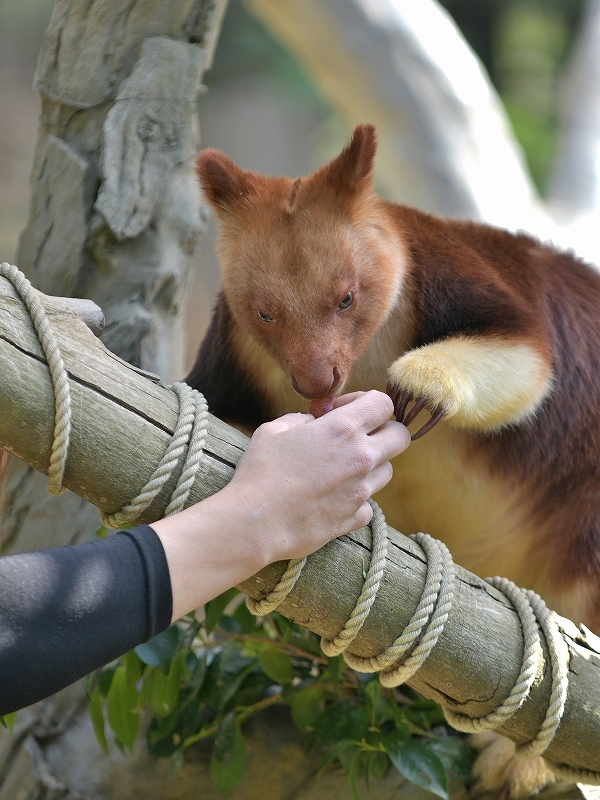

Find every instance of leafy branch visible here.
[88,589,474,796]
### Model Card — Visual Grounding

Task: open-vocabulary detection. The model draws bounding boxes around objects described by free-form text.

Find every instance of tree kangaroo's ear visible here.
[308,124,377,200]
[196,149,256,215]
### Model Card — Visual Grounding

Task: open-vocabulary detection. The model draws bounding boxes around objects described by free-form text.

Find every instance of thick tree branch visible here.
[1,280,600,776]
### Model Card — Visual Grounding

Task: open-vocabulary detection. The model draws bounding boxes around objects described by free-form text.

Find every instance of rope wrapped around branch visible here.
[245,496,599,784]
[2,262,599,785]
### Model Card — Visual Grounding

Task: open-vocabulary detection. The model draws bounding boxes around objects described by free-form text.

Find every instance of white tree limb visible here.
[245,0,554,237]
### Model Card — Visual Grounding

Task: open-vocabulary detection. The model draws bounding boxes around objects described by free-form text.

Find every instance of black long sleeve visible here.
[0,526,173,715]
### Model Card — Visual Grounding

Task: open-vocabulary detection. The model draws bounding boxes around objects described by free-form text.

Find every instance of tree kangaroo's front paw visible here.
[388,337,554,432]
[386,348,470,438]
[469,732,557,800]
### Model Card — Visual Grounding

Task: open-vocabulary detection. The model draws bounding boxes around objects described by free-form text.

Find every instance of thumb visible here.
[266,412,315,433]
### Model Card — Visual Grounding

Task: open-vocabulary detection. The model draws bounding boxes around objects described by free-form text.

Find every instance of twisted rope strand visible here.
[1,262,71,495]
[321,501,388,656]
[345,533,453,681]
[246,556,307,616]
[1,263,209,527]
[163,383,209,517]
[378,535,454,687]
[444,577,542,733]
[515,591,569,759]
[100,383,208,529]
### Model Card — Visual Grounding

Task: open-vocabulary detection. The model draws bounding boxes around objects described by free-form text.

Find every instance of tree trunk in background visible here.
[0,1,227,796]
[547,0,600,252]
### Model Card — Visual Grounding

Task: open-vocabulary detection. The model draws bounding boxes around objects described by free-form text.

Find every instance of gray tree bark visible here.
[0,1,227,796]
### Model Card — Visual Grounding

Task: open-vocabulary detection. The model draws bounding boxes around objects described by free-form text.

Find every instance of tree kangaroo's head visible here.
[197,125,407,415]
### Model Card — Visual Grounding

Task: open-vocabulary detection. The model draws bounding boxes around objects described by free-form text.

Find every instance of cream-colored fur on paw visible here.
[471,732,557,799]
[387,336,552,431]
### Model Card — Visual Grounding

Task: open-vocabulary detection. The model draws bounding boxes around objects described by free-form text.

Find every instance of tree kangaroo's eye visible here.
[258,310,275,323]
[337,291,354,311]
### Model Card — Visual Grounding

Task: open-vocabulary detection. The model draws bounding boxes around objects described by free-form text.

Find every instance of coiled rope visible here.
[245,502,598,784]
[2,262,598,783]
[0,262,208,524]
[1,262,71,496]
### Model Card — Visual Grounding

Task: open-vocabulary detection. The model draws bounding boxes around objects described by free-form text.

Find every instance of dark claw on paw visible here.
[410,406,446,440]
[468,780,482,800]
[385,385,446,440]
[403,395,428,426]
[385,381,399,413]
[395,390,413,423]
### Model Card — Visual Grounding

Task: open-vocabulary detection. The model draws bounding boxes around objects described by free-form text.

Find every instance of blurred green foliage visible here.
[423,0,584,193]
[204,0,329,114]
[90,592,474,797]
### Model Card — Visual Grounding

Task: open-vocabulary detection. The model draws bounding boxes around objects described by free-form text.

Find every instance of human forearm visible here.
[0,528,171,715]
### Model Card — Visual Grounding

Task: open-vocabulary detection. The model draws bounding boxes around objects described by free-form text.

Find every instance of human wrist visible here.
[150,485,273,620]
[199,485,274,576]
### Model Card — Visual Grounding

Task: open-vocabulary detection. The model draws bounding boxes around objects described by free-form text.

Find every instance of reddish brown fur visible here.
[188,125,600,633]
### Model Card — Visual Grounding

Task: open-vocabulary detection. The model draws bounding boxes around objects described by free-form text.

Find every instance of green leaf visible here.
[233,672,273,708]
[314,700,366,747]
[217,663,256,712]
[0,712,16,732]
[348,748,364,800]
[205,587,239,634]
[163,654,182,715]
[210,712,246,792]
[363,678,380,704]
[405,699,445,730]
[326,654,344,687]
[189,652,207,693]
[88,687,109,755]
[258,647,293,685]
[106,666,140,751]
[94,525,108,538]
[427,737,475,783]
[124,649,143,687]
[196,651,223,705]
[389,706,415,739]
[147,668,169,717]
[233,600,257,633]
[135,625,180,674]
[366,750,390,783]
[98,665,117,697]
[386,739,448,800]
[282,629,323,658]
[290,684,324,731]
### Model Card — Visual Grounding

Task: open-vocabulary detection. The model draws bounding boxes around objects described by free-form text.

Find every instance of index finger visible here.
[327,390,395,433]
[332,391,366,409]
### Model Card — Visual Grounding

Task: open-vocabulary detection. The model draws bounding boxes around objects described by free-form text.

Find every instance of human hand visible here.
[225,390,410,565]
[152,390,410,620]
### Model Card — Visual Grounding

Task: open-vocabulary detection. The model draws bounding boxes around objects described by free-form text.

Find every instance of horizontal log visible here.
[0,275,247,523]
[1,276,599,776]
